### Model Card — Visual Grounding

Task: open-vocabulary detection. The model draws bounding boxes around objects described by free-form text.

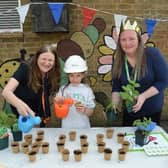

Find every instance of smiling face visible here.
[68,72,85,86]
[120,30,139,57]
[37,52,55,75]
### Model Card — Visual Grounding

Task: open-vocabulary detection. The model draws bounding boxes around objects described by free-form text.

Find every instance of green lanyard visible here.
[125,57,138,82]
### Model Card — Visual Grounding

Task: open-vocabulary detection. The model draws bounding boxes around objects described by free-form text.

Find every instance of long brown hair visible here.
[29,45,60,94]
[113,31,146,80]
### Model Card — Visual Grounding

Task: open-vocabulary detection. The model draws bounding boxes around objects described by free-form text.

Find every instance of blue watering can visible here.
[18,115,41,133]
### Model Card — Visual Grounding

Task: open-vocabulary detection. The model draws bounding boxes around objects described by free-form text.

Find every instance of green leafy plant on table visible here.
[0,112,17,149]
[133,117,156,146]
[120,80,140,112]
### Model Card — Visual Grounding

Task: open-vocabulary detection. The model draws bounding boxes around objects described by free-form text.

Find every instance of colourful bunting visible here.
[145,19,157,38]
[114,14,127,35]
[82,7,96,28]
[16,4,30,23]
[48,3,64,24]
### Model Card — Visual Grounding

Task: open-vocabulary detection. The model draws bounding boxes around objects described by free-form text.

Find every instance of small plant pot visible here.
[97,142,106,153]
[96,133,104,143]
[12,131,23,141]
[69,131,76,141]
[11,141,20,153]
[80,135,88,145]
[62,149,70,161]
[118,148,126,161]
[0,136,9,150]
[21,142,29,154]
[24,134,32,145]
[106,128,114,139]
[74,149,82,162]
[117,133,125,144]
[81,143,89,153]
[122,140,130,152]
[126,101,136,113]
[58,134,66,143]
[104,148,112,160]
[56,142,65,152]
[37,130,44,140]
[28,151,37,162]
[106,111,117,121]
[135,129,147,146]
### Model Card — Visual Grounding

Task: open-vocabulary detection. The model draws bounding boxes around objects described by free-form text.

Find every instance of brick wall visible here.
[0,0,168,127]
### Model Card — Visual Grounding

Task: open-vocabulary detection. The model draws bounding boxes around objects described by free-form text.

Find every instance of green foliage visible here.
[0,112,17,128]
[133,117,152,127]
[0,127,8,138]
[12,123,20,132]
[0,112,17,137]
[133,117,152,135]
[120,80,140,107]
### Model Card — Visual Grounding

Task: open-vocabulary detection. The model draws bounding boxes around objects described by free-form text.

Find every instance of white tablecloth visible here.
[0,126,168,168]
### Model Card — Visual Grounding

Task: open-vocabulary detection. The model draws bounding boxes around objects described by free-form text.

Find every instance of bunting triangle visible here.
[48,3,64,24]
[145,19,157,38]
[16,4,30,24]
[82,7,96,28]
[114,14,127,35]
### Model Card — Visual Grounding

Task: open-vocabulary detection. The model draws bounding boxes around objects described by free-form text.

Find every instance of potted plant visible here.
[133,117,156,146]
[94,91,118,123]
[0,112,17,150]
[11,123,23,141]
[120,80,140,113]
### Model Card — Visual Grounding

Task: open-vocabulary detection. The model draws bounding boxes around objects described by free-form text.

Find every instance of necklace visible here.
[125,57,138,82]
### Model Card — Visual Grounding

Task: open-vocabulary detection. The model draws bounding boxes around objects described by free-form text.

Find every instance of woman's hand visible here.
[17,101,35,116]
[133,94,146,113]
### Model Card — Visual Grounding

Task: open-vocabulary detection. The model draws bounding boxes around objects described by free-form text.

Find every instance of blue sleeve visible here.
[149,47,168,91]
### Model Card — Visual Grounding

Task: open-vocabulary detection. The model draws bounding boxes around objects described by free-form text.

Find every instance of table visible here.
[0,126,168,168]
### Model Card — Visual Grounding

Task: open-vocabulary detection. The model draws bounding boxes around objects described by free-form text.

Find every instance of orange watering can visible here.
[54,98,73,118]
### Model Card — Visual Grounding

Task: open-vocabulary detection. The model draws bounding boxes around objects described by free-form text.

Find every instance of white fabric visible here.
[57,83,95,128]
[0,127,167,168]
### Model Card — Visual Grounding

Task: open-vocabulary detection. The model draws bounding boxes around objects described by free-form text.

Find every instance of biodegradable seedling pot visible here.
[24,134,32,145]
[69,131,76,141]
[122,140,130,152]
[59,134,66,143]
[56,142,65,152]
[11,141,20,153]
[37,130,44,140]
[28,151,37,162]
[106,128,114,139]
[62,149,70,161]
[42,142,49,154]
[81,143,89,153]
[80,135,87,145]
[118,148,126,161]
[97,142,106,153]
[104,148,112,160]
[21,142,29,154]
[117,133,125,144]
[96,133,104,143]
[74,149,82,162]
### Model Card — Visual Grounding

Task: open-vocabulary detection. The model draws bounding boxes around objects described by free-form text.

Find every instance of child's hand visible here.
[75,102,86,114]
[54,96,64,103]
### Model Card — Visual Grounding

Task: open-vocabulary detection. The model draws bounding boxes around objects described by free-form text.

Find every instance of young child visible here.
[55,55,95,128]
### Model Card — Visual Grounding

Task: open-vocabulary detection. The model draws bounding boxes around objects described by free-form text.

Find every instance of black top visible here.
[11,63,51,119]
